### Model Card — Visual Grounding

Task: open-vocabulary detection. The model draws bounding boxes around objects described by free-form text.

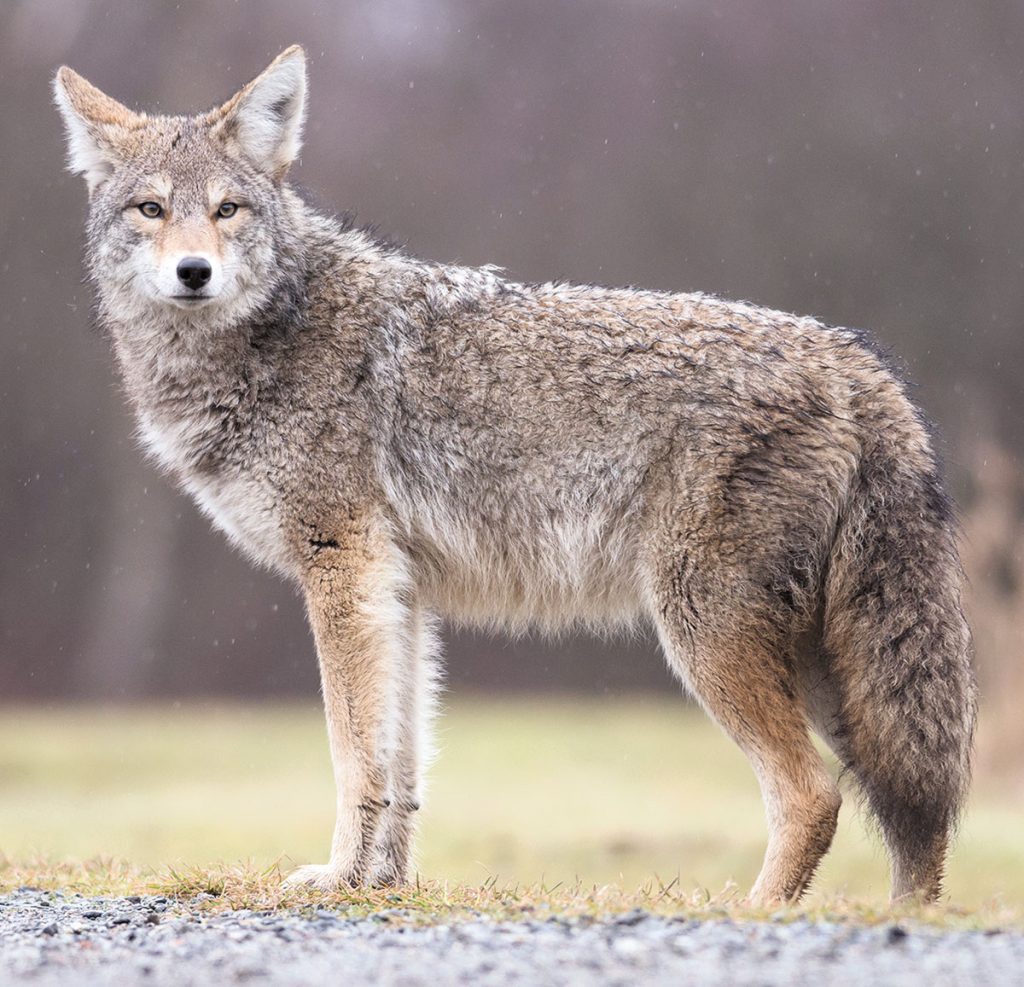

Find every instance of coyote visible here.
[54,46,975,903]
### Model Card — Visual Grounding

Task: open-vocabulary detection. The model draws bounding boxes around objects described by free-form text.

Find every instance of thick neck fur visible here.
[95,187,503,489]
[100,193,381,474]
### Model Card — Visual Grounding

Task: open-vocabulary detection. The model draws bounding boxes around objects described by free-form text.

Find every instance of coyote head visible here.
[54,47,307,330]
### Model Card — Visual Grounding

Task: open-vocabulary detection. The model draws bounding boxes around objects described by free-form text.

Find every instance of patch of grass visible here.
[0,698,1021,925]
[0,856,143,897]
[1,857,1019,930]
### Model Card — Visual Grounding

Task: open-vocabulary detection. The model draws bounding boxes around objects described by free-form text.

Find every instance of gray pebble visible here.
[612,907,649,927]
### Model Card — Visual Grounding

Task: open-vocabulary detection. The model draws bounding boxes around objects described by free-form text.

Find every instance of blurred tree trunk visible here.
[961,441,1024,788]
[76,479,178,699]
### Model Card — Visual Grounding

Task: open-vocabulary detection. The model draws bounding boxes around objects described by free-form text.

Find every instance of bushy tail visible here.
[822,443,977,900]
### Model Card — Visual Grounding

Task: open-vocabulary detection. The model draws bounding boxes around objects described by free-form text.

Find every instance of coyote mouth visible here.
[165,293,218,312]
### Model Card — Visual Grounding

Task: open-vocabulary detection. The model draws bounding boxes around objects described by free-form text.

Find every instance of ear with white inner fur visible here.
[53,66,141,195]
[210,45,307,181]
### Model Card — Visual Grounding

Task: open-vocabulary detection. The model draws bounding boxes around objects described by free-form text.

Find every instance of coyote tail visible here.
[822,438,977,898]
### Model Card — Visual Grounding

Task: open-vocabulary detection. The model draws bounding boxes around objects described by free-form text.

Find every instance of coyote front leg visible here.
[285,525,408,891]
[370,605,441,885]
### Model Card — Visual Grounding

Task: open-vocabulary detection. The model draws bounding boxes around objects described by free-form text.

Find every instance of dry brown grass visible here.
[2,856,1020,932]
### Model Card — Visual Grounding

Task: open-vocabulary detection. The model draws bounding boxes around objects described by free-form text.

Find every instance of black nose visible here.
[176,256,212,291]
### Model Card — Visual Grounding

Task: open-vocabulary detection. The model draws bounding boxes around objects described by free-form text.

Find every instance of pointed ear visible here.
[53,66,141,195]
[210,45,307,181]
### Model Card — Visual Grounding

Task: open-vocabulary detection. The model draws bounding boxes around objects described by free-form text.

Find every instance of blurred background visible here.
[1,0,1022,900]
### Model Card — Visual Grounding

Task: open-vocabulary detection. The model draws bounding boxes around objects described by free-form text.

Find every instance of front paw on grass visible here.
[282,863,361,892]
[368,869,405,889]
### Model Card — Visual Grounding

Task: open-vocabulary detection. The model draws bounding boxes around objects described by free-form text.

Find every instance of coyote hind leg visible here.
[653,599,840,904]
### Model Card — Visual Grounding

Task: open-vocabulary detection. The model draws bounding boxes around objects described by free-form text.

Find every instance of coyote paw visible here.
[368,862,407,889]
[283,863,358,891]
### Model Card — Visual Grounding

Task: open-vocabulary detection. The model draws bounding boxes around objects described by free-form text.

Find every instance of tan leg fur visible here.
[285,517,410,889]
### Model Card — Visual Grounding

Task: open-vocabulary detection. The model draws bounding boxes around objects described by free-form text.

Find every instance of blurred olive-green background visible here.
[2,701,1021,906]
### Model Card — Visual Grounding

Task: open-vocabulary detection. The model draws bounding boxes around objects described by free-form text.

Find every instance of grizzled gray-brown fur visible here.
[54,46,976,903]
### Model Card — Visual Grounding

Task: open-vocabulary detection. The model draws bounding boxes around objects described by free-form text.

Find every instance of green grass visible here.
[0,698,1020,922]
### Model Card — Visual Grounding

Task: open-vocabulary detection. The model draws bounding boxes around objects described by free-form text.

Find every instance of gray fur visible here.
[54,48,976,903]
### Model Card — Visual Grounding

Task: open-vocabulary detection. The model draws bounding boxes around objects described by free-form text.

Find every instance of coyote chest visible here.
[139,412,288,568]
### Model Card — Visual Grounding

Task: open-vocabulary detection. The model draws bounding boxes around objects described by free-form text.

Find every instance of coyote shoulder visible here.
[55,46,975,903]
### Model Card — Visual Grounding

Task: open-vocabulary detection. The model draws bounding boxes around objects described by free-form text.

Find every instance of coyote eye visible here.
[138,202,163,219]
[216,202,239,219]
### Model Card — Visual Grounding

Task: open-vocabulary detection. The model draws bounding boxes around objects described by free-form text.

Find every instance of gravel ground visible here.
[1,890,1021,986]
